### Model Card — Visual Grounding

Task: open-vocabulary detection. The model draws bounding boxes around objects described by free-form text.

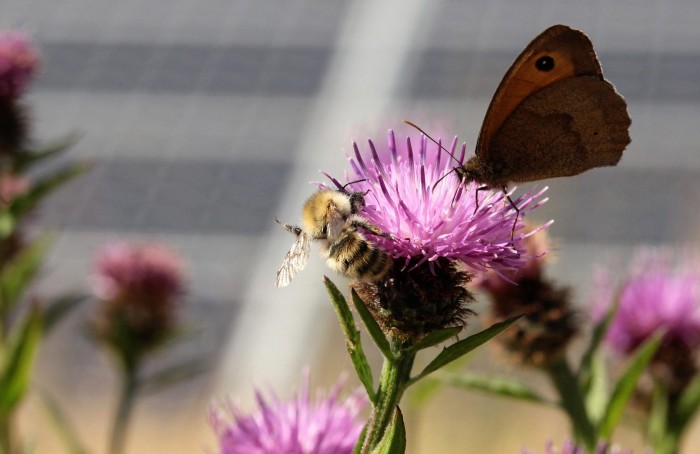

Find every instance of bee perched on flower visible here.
[321,130,549,342]
[275,188,393,288]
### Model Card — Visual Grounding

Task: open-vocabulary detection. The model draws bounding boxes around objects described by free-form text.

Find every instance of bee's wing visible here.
[327,206,347,240]
[275,232,311,288]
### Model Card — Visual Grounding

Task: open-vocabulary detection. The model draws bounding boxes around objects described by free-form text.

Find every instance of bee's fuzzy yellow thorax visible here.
[301,190,353,239]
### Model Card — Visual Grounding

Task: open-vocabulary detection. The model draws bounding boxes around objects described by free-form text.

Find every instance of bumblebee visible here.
[275,189,392,288]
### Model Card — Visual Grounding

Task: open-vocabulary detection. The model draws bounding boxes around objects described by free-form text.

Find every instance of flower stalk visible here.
[109,366,139,454]
[362,339,415,453]
[545,356,596,452]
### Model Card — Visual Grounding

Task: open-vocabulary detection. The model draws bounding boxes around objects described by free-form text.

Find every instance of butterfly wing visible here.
[486,76,631,183]
[275,231,311,288]
[476,25,604,160]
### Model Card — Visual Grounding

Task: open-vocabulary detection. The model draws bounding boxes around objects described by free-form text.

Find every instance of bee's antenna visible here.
[403,120,462,166]
[341,178,367,192]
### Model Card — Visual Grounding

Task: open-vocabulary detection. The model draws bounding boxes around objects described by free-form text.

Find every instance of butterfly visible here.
[413,24,631,195]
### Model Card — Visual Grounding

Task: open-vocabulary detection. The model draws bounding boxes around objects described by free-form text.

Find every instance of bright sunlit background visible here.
[5,0,700,452]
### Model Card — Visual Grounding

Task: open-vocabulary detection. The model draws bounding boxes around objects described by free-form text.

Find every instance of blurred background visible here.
[4,0,700,452]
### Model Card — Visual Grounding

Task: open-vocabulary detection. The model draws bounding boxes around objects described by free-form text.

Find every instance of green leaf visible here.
[0,308,43,412]
[584,353,609,425]
[324,277,374,401]
[352,425,368,454]
[670,375,700,434]
[0,236,51,315]
[370,406,406,454]
[140,358,209,395]
[411,315,522,384]
[10,161,92,222]
[0,211,16,239]
[43,294,88,335]
[647,383,669,447]
[351,289,393,360]
[598,333,662,439]
[14,134,80,173]
[439,371,551,405]
[35,386,90,454]
[408,326,462,352]
[580,289,620,392]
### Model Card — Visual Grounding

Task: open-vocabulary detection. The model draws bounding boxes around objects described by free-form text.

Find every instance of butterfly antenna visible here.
[403,120,462,166]
[431,170,457,193]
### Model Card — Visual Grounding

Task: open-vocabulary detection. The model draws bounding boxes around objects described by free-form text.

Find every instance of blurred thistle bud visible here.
[0,31,38,156]
[0,96,29,156]
[90,240,186,366]
[477,228,577,366]
[0,31,39,100]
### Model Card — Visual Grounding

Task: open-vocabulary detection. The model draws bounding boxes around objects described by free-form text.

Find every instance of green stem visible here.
[652,433,680,454]
[546,357,596,453]
[109,368,139,454]
[361,342,415,453]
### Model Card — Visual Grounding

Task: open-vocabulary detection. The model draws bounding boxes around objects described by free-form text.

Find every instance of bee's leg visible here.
[275,218,303,237]
[350,218,393,240]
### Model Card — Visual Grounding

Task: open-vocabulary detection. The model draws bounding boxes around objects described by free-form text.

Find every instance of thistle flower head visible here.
[210,373,367,454]
[325,130,548,341]
[90,240,186,357]
[0,31,39,100]
[330,130,548,273]
[522,439,635,454]
[593,249,700,393]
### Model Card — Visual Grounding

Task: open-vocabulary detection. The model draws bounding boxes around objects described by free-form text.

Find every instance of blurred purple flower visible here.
[210,374,367,454]
[92,240,185,303]
[522,439,634,454]
[0,31,39,99]
[593,250,700,355]
[90,240,186,353]
[328,130,549,273]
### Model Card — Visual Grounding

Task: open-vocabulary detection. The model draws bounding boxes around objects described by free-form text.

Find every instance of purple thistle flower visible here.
[328,130,549,274]
[210,374,367,454]
[0,31,39,99]
[521,439,635,454]
[593,249,700,394]
[594,250,700,355]
[322,130,549,340]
